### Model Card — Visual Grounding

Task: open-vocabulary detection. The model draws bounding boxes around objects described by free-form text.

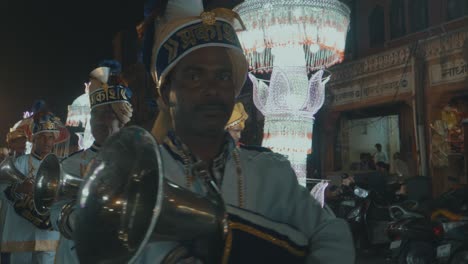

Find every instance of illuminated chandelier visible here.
[234,0,350,186]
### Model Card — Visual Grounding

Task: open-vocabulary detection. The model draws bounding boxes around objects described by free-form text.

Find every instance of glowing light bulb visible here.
[310,44,320,53]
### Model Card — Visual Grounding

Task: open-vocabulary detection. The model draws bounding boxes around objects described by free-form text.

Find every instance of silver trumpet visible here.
[0,156,27,184]
[74,126,227,264]
[33,154,83,215]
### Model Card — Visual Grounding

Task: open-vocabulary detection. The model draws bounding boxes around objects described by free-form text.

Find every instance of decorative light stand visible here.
[235,0,350,186]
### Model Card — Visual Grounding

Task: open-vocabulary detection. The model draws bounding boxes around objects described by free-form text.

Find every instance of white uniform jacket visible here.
[136,141,355,263]
[49,146,98,264]
[0,154,60,253]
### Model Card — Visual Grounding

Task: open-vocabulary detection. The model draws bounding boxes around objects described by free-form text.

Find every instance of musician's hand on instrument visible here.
[16,178,34,194]
[58,201,77,239]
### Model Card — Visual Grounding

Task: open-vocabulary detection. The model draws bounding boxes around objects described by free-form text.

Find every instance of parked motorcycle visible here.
[431,184,468,264]
[386,203,439,264]
[433,209,468,264]
[345,187,392,251]
[386,184,468,264]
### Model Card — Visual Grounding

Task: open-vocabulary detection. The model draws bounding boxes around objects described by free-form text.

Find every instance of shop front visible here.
[321,44,418,182]
[424,29,468,195]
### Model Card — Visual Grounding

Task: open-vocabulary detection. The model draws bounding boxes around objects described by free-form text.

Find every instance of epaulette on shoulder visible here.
[239,144,272,153]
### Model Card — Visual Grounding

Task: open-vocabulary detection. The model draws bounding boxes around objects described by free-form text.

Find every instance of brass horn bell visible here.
[0,156,27,184]
[33,154,83,215]
[74,126,227,264]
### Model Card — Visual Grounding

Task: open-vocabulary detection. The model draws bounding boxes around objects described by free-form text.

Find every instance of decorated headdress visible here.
[6,103,70,156]
[225,102,249,130]
[6,108,37,154]
[143,0,249,141]
[33,111,71,157]
[32,111,61,137]
[6,126,28,144]
[88,59,133,124]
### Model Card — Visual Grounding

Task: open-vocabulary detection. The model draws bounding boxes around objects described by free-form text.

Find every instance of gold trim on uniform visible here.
[200,11,216,25]
[161,20,239,66]
[228,222,307,257]
[89,86,128,108]
[1,240,59,252]
[221,226,233,264]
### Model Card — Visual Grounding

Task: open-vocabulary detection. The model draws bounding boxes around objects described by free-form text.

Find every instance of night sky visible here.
[0,0,142,145]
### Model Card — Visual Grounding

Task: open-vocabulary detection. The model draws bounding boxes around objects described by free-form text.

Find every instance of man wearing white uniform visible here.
[0,112,61,264]
[49,60,133,264]
[131,0,355,262]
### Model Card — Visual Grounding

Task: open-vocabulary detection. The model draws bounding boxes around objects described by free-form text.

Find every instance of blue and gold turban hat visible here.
[88,60,133,124]
[32,111,61,138]
[145,0,249,141]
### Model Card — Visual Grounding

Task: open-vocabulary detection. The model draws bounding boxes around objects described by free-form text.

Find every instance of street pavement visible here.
[355,245,391,264]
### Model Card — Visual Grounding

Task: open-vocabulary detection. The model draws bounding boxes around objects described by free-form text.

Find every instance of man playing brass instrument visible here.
[0,112,61,264]
[49,60,133,264]
[135,0,354,263]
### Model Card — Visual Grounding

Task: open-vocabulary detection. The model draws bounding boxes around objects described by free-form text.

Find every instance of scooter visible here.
[433,209,468,264]
[346,187,392,251]
[386,203,439,264]
[431,184,468,264]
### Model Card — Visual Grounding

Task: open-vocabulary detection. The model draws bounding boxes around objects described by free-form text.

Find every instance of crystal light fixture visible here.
[235,0,350,73]
[235,0,350,186]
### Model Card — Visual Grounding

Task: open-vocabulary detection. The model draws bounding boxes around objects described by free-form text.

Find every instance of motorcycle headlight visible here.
[354,187,369,198]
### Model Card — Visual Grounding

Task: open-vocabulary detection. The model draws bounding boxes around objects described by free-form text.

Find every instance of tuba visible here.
[74,126,227,264]
[33,154,83,215]
[0,156,27,184]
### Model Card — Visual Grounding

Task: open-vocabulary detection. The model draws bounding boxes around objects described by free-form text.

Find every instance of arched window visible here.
[369,5,385,47]
[409,0,428,32]
[447,0,468,21]
[390,0,406,39]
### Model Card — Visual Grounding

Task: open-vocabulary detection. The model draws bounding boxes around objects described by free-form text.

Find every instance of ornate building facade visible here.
[320,0,468,195]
